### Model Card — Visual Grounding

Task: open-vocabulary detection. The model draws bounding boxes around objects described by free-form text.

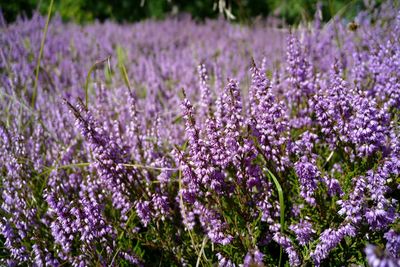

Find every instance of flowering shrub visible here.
[0,3,400,266]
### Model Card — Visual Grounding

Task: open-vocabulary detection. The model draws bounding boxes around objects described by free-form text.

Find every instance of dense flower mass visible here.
[1,3,400,266]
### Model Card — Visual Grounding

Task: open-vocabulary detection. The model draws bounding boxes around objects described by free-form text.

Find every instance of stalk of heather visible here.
[0,3,400,266]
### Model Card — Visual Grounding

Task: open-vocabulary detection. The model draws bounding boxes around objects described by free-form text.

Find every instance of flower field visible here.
[0,2,400,266]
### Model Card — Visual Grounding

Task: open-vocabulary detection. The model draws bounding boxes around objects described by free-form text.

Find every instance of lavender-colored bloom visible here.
[313,63,353,148]
[289,220,315,246]
[205,117,230,168]
[198,63,212,118]
[135,200,152,227]
[1,4,400,266]
[348,96,389,158]
[364,164,397,230]
[384,230,400,258]
[365,244,400,267]
[337,158,398,230]
[151,193,170,221]
[194,202,233,245]
[311,224,356,266]
[285,34,315,129]
[273,232,301,266]
[286,35,316,103]
[294,155,320,205]
[243,248,264,267]
[120,251,143,266]
[217,253,236,267]
[250,64,290,171]
[322,175,344,197]
[337,176,367,224]
[219,79,244,163]
[65,99,133,219]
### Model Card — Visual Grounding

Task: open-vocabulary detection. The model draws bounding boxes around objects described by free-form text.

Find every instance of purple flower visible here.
[273,232,301,266]
[135,200,152,227]
[365,244,400,267]
[217,253,236,267]
[311,224,356,266]
[289,220,315,246]
[384,230,400,258]
[294,155,320,205]
[194,202,232,245]
[250,64,290,171]
[243,248,264,267]
[198,63,212,118]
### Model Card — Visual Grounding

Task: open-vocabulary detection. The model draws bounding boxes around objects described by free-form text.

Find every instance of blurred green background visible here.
[0,0,384,24]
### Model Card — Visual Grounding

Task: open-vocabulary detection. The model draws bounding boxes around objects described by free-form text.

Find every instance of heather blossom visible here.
[0,3,399,266]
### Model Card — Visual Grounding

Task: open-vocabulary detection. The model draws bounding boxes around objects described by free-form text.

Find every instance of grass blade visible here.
[266,168,285,267]
[32,0,54,108]
[84,56,110,108]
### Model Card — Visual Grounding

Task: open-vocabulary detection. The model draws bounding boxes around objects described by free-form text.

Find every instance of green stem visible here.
[266,169,285,229]
[120,63,132,91]
[32,0,54,108]
[251,136,286,265]
[195,236,208,267]
[266,168,285,266]
[84,56,110,108]
[121,163,178,171]
[178,168,201,259]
